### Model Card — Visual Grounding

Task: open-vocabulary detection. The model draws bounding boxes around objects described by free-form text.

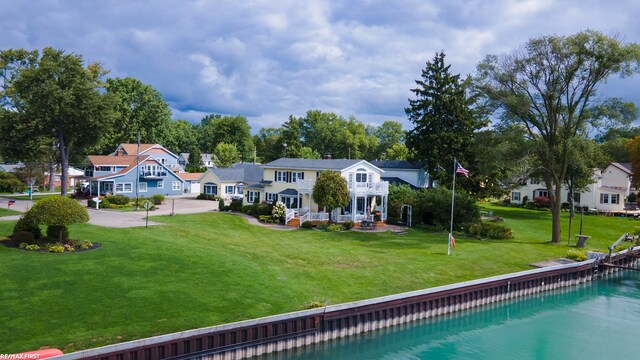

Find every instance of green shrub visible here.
[524,201,536,209]
[259,215,273,223]
[386,217,399,225]
[19,242,28,249]
[229,199,243,212]
[566,249,587,261]
[257,203,273,216]
[467,222,514,239]
[105,194,130,205]
[327,224,344,232]
[317,223,328,231]
[242,205,253,214]
[301,221,313,229]
[47,225,69,241]
[45,243,66,253]
[151,194,165,205]
[0,172,25,192]
[67,239,93,250]
[342,221,354,230]
[13,231,35,244]
[218,199,225,211]
[25,244,40,251]
[272,202,286,222]
[13,215,41,239]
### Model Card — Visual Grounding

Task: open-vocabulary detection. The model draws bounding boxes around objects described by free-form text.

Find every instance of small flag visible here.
[451,236,456,248]
[456,162,469,178]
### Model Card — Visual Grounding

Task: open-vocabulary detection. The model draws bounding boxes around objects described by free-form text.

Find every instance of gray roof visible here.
[381,176,419,189]
[0,163,24,172]
[616,162,633,173]
[264,158,362,171]
[210,163,263,183]
[279,188,299,196]
[370,160,424,170]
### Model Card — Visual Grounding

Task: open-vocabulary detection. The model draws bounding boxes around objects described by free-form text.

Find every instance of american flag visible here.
[456,162,469,178]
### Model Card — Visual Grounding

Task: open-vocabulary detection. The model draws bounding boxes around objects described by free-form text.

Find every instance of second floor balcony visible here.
[297,179,389,195]
[140,171,167,179]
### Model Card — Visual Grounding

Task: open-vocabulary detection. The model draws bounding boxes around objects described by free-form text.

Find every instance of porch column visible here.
[383,195,388,221]
[351,194,356,222]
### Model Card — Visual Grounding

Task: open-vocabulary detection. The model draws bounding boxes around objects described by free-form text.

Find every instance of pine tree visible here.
[405,51,484,187]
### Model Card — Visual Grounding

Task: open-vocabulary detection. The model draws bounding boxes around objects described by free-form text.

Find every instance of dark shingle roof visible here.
[210,163,263,183]
[370,160,424,170]
[279,188,299,195]
[381,176,419,189]
[264,158,362,171]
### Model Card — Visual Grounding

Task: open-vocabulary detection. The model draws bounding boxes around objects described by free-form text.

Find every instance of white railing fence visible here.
[285,208,298,224]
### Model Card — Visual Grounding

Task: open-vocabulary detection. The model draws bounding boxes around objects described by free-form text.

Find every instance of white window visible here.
[533,189,548,198]
[292,171,304,183]
[276,171,286,182]
[139,182,147,192]
[600,193,620,204]
[512,192,520,201]
[248,191,260,203]
[116,183,132,193]
[124,183,132,192]
[116,183,124,192]
[530,178,541,185]
[225,185,235,194]
[266,193,277,202]
[355,168,368,183]
[204,183,217,195]
[157,180,164,188]
[172,181,181,191]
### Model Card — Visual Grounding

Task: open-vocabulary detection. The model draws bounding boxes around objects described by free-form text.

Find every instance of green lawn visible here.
[0,207,22,217]
[0,205,637,353]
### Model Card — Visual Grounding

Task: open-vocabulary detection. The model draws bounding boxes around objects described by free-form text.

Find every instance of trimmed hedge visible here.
[467,221,514,240]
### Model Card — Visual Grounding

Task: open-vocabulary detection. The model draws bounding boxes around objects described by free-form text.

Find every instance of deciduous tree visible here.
[213,142,240,168]
[475,30,640,243]
[0,48,115,196]
[312,170,349,223]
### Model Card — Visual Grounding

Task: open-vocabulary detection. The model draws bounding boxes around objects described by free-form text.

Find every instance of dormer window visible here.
[355,168,368,183]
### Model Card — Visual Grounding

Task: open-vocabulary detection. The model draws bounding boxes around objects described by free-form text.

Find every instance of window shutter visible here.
[287,171,292,183]
[300,172,304,180]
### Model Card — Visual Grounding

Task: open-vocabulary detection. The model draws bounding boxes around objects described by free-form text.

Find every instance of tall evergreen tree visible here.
[406,51,484,187]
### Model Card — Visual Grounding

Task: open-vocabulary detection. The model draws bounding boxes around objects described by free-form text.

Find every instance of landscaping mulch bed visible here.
[2,237,102,253]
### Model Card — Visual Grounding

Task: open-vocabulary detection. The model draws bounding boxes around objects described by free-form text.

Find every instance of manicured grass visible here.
[0,206,637,353]
[0,207,22,217]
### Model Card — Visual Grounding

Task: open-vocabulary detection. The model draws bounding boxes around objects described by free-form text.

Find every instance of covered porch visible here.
[88,179,116,196]
[293,180,388,226]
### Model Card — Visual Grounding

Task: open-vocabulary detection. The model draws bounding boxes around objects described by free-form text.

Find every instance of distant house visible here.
[0,163,24,173]
[199,163,262,200]
[84,144,185,197]
[509,162,633,212]
[370,160,429,189]
[179,172,205,194]
[248,158,389,225]
[178,153,215,168]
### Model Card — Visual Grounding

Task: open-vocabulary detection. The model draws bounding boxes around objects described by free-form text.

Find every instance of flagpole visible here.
[449,158,456,256]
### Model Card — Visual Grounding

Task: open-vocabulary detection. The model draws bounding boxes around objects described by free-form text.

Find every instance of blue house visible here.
[85,144,185,197]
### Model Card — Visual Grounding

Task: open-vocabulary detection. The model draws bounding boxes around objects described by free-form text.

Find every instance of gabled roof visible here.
[178,172,204,181]
[88,155,140,166]
[0,163,24,172]
[112,143,179,159]
[612,162,633,174]
[370,160,424,170]
[209,163,263,183]
[264,158,362,171]
[381,176,419,189]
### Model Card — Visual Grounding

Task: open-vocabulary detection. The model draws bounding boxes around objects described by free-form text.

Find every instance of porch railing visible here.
[286,209,298,224]
[299,212,310,226]
[348,181,389,195]
[336,215,351,223]
[310,212,329,222]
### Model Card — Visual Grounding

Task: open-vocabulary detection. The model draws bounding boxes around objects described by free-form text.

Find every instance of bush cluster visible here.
[327,224,344,232]
[151,194,165,205]
[301,220,313,229]
[388,185,479,230]
[467,221,514,239]
[0,172,25,193]
[13,215,41,239]
[196,193,220,201]
[566,249,587,261]
[342,220,354,230]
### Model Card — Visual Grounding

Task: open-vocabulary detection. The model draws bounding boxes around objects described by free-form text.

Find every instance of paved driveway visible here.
[0,196,219,228]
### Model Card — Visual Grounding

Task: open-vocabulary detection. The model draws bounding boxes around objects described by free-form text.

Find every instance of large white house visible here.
[234,158,390,225]
[509,162,633,212]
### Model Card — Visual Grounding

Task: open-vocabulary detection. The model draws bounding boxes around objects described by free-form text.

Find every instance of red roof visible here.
[178,172,204,181]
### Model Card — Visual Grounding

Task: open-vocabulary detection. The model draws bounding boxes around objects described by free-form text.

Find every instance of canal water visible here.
[259,271,640,359]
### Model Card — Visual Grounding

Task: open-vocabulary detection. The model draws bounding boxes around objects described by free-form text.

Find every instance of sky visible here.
[1,0,639,132]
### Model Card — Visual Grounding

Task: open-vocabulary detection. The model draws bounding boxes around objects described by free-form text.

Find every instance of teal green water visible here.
[261,272,640,359]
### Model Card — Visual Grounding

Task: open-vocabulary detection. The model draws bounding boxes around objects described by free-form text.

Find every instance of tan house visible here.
[509,162,633,213]
[245,158,390,225]
[199,163,263,200]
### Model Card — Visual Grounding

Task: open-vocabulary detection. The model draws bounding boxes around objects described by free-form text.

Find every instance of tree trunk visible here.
[59,132,69,196]
[550,183,563,243]
[48,162,56,192]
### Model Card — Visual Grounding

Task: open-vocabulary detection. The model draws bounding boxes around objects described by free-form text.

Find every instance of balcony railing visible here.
[298,180,389,195]
[140,171,167,178]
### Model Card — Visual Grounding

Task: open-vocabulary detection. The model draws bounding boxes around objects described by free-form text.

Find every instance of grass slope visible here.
[0,208,21,217]
[0,206,637,353]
